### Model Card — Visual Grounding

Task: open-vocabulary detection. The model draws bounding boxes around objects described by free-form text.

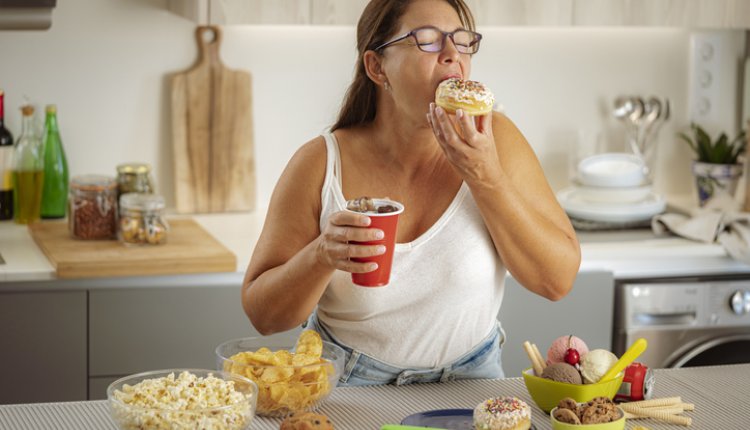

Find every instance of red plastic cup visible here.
[347,199,404,287]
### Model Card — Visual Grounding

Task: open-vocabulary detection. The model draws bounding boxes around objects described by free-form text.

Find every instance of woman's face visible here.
[380,0,473,117]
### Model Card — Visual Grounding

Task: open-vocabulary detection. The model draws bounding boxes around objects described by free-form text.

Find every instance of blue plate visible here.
[401,409,537,430]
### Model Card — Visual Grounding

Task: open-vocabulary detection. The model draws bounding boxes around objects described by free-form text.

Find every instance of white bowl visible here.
[107,369,257,430]
[574,183,652,204]
[577,153,647,188]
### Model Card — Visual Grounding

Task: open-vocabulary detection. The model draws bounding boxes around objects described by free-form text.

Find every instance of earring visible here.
[383,81,391,91]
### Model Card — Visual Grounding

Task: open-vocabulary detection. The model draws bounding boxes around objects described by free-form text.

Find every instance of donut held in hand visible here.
[435,78,494,116]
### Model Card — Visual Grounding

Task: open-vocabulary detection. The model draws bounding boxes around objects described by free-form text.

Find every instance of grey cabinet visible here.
[167,0,750,28]
[498,270,615,378]
[0,278,302,403]
[0,291,87,404]
[88,285,303,400]
[89,286,260,377]
[88,376,120,401]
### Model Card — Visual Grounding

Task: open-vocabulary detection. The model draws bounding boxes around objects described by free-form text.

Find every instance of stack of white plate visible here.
[557,153,666,223]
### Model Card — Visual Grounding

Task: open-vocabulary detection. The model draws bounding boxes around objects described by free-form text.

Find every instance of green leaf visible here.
[678,124,747,164]
[713,133,729,163]
[695,124,712,151]
[677,132,698,155]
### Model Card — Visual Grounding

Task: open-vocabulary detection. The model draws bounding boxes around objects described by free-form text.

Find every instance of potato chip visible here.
[295,330,323,357]
[225,330,335,416]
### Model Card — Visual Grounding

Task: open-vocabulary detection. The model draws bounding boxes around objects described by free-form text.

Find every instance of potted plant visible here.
[678,123,747,207]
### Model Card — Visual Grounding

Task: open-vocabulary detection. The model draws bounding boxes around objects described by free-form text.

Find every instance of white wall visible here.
[0,0,744,210]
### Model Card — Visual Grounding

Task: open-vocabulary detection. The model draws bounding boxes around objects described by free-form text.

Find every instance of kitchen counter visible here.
[2,203,750,285]
[1,363,747,429]
[0,210,266,286]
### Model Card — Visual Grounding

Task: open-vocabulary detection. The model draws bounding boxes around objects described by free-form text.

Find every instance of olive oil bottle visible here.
[13,105,44,224]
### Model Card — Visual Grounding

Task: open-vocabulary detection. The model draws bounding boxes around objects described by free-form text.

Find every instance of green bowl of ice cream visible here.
[522,368,624,413]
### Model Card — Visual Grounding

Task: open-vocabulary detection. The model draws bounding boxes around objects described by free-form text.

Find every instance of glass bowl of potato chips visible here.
[216,330,345,417]
[107,369,258,430]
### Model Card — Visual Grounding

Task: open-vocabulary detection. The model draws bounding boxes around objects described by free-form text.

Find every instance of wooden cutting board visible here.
[28,219,237,279]
[171,25,255,213]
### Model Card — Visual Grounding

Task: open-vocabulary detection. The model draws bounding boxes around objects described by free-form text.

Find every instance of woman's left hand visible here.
[427,103,502,188]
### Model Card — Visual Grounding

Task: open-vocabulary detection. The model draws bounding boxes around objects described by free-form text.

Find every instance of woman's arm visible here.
[242,137,385,335]
[428,107,580,301]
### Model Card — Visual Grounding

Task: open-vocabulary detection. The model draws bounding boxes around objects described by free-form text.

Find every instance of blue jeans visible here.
[304,312,506,386]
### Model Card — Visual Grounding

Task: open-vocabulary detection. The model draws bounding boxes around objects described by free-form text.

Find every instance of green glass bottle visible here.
[40,104,69,219]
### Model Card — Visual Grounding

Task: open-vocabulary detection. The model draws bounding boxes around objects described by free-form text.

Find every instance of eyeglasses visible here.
[373,26,482,55]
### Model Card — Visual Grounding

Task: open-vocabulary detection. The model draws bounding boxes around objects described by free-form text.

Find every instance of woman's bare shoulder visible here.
[491,111,522,138]
[277,136,327,193]
[246,135,329,280]
[289,135,327,171]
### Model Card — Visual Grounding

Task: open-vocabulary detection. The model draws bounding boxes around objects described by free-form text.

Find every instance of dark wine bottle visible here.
[0,90,14,221]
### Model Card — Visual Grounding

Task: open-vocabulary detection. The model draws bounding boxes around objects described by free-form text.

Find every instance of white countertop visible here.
[0,210,267,284]
[3,202,750,284]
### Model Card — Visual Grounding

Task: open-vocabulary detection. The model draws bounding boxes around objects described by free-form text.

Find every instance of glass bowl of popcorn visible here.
[216,330,345,417]
[107,369,258,430]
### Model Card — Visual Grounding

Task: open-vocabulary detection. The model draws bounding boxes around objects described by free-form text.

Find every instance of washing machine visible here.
[613,276,750,368]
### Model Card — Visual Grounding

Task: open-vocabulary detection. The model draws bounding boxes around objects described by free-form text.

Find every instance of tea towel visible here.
[652,194,750,264]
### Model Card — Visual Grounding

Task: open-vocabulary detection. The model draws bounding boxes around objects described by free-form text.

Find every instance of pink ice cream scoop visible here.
[547,335,590,365]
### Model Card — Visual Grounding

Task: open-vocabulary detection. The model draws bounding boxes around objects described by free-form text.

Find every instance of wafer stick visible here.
[523,341,544,376]
[620,406,692,426]
[624,406,684,418]
[625,396,682,408]
[680,403,695,411]
[531,343,547,370]
[639,404,690,413]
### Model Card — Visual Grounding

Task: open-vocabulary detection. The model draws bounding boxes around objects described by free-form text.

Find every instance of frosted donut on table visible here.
[473,396,531,430]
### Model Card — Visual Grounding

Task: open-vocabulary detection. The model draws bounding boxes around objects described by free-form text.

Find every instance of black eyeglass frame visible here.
[372,25,482,54]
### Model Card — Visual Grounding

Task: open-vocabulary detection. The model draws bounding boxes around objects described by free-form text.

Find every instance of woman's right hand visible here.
[315,210,386,273]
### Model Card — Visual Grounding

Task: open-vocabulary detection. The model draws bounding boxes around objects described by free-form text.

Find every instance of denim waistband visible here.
[304,312,505,385]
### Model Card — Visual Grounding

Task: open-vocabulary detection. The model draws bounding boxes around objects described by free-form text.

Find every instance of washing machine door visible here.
[670,334,750,368]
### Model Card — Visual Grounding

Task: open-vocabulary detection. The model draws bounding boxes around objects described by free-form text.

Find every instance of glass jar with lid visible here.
[116,162,154,197]
[68,175,118,240]
[118,192,168,245]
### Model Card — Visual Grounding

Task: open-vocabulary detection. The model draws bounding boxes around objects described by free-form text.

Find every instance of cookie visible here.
[553,407,581,425]
[279,412,334,430]
[557,397,580,415]
[580,398,618,424]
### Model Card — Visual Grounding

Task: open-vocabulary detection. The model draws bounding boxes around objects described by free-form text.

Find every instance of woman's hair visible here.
[331,0,475,132]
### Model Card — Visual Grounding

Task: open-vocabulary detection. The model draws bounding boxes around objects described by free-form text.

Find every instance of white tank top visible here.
[317,132,507,368]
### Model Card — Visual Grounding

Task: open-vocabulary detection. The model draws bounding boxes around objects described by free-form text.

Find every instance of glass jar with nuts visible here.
[118,192,168,245]
[68,175,118,240]
[116,162,154,198]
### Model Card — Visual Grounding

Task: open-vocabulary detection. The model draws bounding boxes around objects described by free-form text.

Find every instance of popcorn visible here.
[110,371,254,430]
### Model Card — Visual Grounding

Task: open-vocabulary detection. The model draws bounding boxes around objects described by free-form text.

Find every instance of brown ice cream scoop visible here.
[541,362,583,384]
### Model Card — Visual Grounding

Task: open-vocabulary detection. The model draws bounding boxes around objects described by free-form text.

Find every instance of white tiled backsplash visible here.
[0,0,745,210]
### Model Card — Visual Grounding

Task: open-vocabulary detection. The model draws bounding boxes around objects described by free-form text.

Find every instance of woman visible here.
[242,0,580,386]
